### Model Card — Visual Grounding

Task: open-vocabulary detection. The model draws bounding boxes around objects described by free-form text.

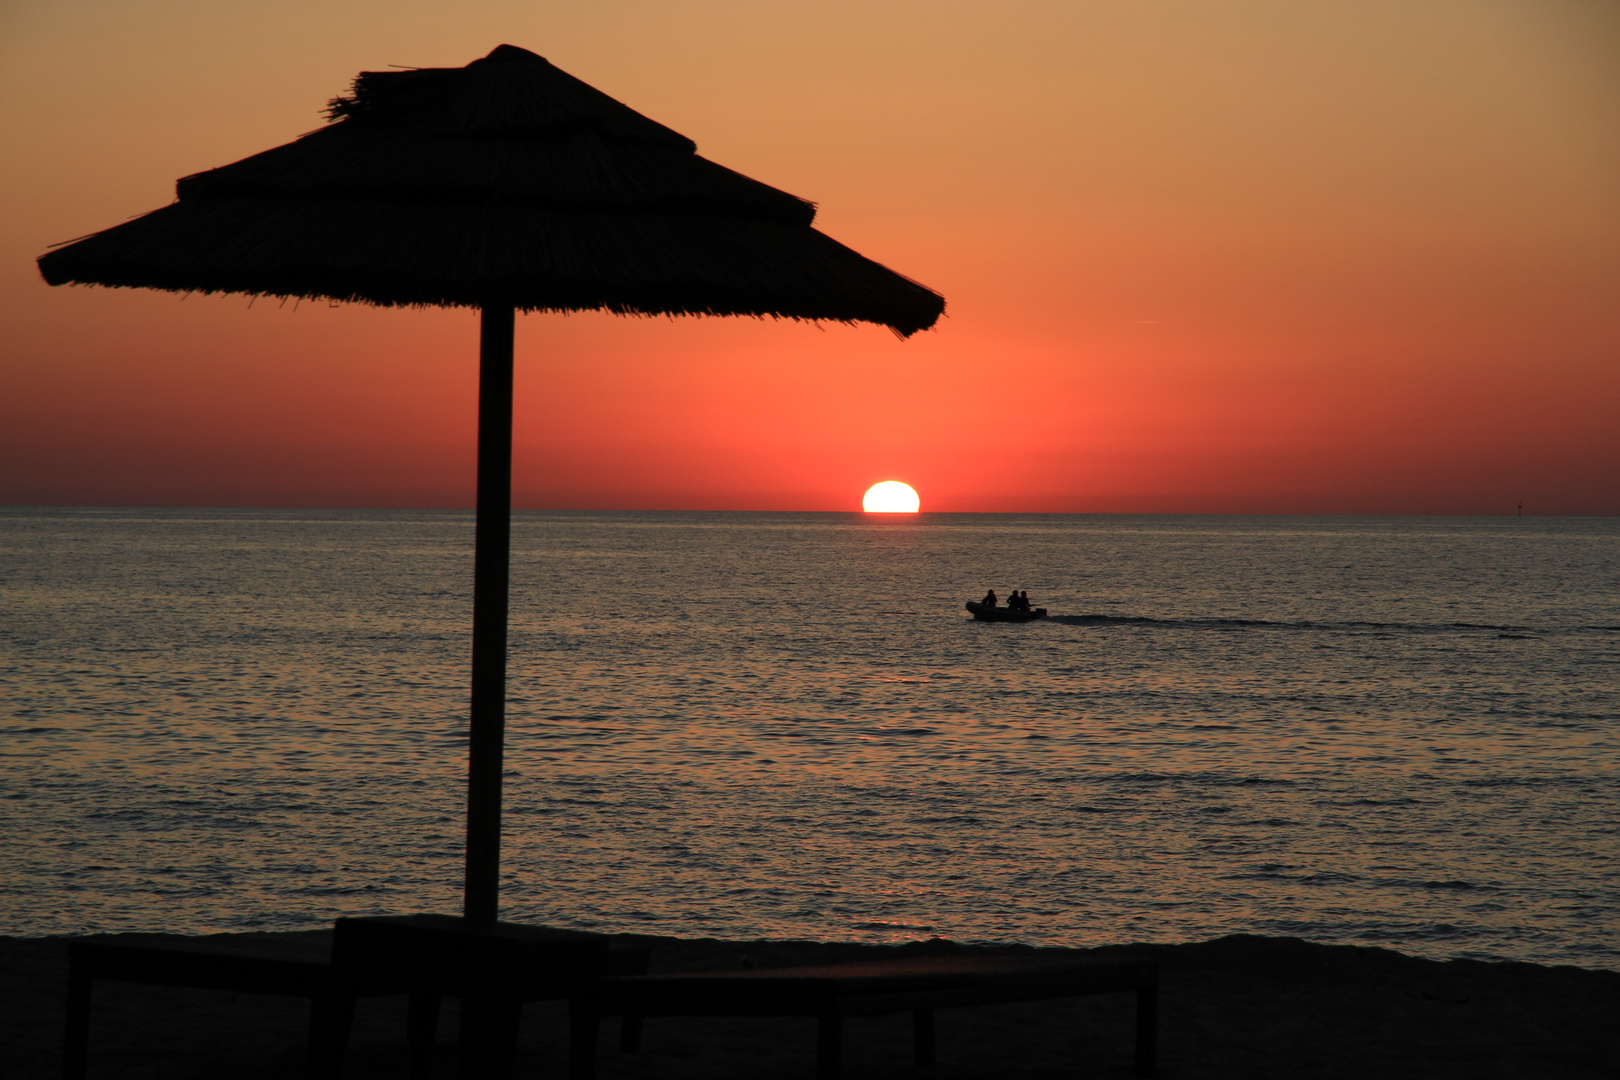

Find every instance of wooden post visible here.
[815,1013,843,1079]
[464,303,515,924]
[1135,983,1158,1077]
[912,1008,935,1067]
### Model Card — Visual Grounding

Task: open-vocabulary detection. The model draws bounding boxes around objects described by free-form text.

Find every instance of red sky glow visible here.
[3,1,1616,513]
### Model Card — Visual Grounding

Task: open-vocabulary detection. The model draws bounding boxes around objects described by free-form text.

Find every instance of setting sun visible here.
[862,481,920,513]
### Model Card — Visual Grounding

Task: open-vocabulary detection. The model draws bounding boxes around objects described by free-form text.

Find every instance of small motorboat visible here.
[965,601,1047,622]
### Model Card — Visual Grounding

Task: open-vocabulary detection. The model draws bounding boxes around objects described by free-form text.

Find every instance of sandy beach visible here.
[3,930,1615,1079]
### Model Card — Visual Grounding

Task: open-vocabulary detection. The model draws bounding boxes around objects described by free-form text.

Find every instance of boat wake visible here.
[1044,613,1558,636]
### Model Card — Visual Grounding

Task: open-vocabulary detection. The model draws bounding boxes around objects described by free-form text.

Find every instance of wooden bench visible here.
[62,930,404,1080]
[570,953,1158,1078]
[63,918,647,1080]
[332,914,647,1079]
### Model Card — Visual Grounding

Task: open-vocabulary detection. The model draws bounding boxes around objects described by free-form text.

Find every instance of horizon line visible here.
[1,504,1607,520]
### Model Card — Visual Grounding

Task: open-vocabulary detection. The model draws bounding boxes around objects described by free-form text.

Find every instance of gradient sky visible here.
[3,1,1616,513]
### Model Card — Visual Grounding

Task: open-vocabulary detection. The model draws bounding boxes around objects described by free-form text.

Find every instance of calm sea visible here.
[2,509,1616,969]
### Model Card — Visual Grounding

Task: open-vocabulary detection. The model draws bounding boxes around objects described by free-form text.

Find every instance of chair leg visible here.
[455,998,477,1080]
[459,997,521,1080]
[568,1001,601,1080]
[1134,984,1158,1077]
[913,1008,936,1067]
[307,992,356,1080]
[815,1014,842,1080]
[62,963,92,1080]
[619,1012,643,1053]
[408,993,441,1080]
[491,998,522,1080]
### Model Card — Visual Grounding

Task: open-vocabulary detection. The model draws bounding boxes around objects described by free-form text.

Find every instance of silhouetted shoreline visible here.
[4,929,1614,1078]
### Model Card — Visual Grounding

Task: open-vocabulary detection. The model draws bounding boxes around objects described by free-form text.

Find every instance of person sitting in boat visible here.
[1009,590,1027,611]
[981,589,998,607]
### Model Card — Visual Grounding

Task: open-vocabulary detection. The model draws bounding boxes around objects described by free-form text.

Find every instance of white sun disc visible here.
[863,481,920,513]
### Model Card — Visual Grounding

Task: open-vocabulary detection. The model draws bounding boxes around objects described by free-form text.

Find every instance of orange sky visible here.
[3,1,1617,513]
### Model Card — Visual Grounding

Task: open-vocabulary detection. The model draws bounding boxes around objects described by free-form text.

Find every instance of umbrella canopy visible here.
[39,43,944,335]
[36,44,943,924]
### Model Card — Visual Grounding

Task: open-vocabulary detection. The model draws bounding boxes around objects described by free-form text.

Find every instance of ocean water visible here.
[1,508,1616,969]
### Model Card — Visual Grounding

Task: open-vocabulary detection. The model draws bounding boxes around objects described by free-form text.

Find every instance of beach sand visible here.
[2,931,1614,1079]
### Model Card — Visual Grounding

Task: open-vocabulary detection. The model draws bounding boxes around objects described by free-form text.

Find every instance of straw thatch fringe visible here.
[41,197,941,330]
[39,44,943,336]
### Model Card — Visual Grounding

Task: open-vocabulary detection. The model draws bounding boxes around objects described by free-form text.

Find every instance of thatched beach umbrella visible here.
[38,45,943,924]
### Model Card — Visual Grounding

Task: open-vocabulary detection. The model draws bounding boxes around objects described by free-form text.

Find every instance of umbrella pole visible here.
[464,303,515,924]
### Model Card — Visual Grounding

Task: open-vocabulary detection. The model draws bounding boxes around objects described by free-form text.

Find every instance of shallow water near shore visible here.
[2,509,1616,969]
